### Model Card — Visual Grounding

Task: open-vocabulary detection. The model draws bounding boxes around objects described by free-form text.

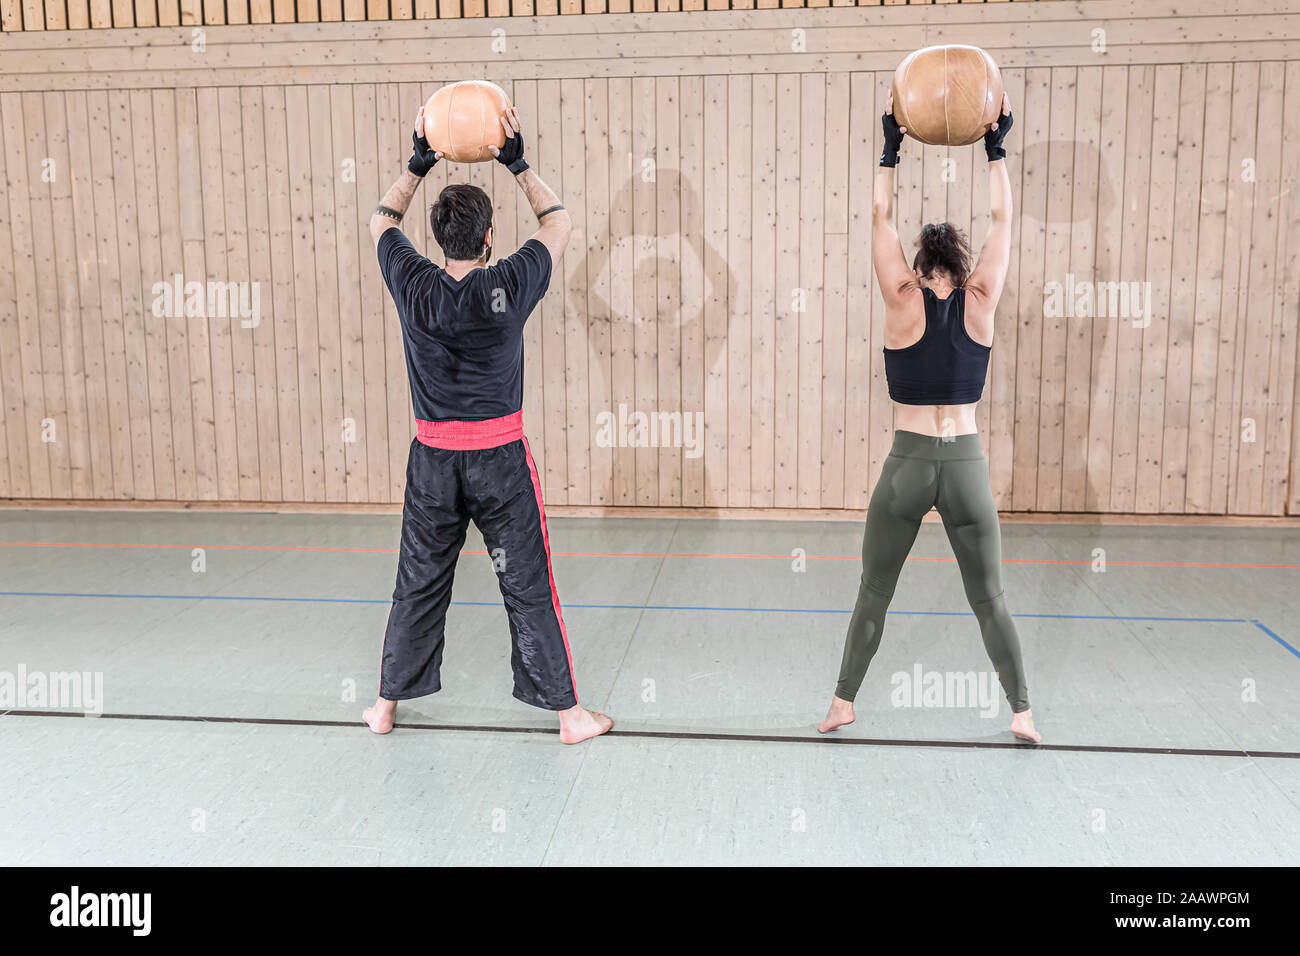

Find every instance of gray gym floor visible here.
[1,510,1297,865]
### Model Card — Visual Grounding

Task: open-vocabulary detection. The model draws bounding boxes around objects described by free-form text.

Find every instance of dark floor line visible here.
[5,708,1297,760]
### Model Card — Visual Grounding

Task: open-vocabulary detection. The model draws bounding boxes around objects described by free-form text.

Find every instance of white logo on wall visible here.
[49,886,151,936]
[151,274,261,328]
[594,404,704,459]
[1043,274,1153,328]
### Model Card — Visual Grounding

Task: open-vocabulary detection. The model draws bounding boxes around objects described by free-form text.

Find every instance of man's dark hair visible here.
[912,222,972,286]
[430,184,493,261]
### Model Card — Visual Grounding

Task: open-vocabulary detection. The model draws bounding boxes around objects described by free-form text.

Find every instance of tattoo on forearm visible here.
[375,204,404,223]
[537,204,565,221]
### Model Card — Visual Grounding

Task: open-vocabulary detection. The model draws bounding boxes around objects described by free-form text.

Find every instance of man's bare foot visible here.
[818,695,855,734]
[558,705,613,744]
[1011,709,1041,743]
[363,698,397,734]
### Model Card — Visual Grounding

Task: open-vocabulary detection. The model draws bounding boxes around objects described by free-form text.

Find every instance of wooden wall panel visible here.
[1,3,1299,516]
[1,0,1070,28]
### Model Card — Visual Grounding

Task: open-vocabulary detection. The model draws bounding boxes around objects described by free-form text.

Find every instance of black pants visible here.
[379,437,578,710]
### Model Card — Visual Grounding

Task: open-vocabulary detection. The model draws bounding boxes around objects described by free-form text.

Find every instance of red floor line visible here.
[0,540,1296,569]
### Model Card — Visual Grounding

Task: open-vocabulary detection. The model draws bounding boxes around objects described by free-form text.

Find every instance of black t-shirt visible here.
[377,229,552,422]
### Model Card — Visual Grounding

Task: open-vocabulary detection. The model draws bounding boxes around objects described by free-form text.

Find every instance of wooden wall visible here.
[1,0,1057,34]
[1,1,1299,515]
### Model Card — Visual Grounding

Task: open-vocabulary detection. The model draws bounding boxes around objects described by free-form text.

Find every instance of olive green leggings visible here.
[836,430,1030,713]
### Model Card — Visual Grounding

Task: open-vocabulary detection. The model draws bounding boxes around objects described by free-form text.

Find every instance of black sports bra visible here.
[883,287,990,405]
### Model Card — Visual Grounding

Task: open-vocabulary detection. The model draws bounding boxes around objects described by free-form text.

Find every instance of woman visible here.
[819,93,1040,743]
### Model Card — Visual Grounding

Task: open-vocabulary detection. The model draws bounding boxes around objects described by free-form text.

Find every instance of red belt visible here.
[416,410,524,450]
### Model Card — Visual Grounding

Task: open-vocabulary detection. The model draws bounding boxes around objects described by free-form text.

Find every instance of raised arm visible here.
[964,95,1015,324]
[872,96,915,307]
[488,108,572,269]
[369,105,442,248]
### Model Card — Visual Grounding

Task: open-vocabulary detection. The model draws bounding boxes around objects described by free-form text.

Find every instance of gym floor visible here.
[2,510,1297,866]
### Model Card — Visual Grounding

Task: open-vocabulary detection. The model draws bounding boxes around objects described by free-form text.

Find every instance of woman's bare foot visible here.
[558,705,614,744]
[818,695,855,734]
[363,698,397,734]
[1010,709,1041,743]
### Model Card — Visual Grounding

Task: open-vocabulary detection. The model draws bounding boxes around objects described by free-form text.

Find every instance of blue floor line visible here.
[1250,619,1300,660]
[0,589,1256,625]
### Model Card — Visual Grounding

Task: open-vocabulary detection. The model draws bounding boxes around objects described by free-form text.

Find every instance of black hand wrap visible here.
[880,112,906,168]
[495,131,529,175]
[983,110,1013,162]
[408,126,439,177]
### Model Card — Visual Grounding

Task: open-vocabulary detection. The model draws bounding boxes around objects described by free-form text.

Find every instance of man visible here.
[362,104,613,744]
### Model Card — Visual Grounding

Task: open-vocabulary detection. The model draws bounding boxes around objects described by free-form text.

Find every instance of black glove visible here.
[983,110,1013,162]
[408,125,439,177]
[880,111,905,167]
[495,130,529,175]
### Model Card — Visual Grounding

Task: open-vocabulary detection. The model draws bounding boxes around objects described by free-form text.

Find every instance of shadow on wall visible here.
[573,164,740,442]
[1016,137,1129,517]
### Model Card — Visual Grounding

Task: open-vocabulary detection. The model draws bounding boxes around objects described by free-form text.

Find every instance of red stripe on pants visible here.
[521,438,578,704]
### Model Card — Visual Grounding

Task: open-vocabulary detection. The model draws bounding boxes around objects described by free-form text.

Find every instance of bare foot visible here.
[818,695,855,734]
[558,705,614,744]
[363,698,397,734]
[1010,709,1041,743]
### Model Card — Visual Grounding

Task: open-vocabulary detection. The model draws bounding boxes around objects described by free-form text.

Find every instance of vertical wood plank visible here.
[1212,63,1258,514]
[89,89,136,498]
[262,86,304,501]
[285,85,327,501]
[196,87,241,499]
[353,83,389,502]
[377,82,411,503]
[3,94,52,496]
[1233,61,1285,515]
[1010,68,1049,511]
[562,76,592,505]
[238,86,281,503]
[582,78,612,505]
[606,77,634,505]
[820,71,849,510]
[45,91,94,498]
[772,74,799,508]
[1184,64,1232,514]
[148,90,197,501]
[702,75,728,507]
[1132,66,1179,514]
[1084,66,1126,513]
[1033,68,1075,512]
[655,75,682,506]
[107,90,154,498]
[749,73,777,508]
[330,84,368,503]
[630,75,657,505]
[536,77,568,503]
[1273,63,1300,516]
[1108,65,1154,513]
[178,91,218,500]
[0,94,29,496]
[1060,66,1101,511]
[214,92,258,501]
[726,73,751,507]
[1157,65,1206,513]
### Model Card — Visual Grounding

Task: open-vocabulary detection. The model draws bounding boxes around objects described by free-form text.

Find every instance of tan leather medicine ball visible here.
[422,80,512,164]
[890,45,1003,147]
